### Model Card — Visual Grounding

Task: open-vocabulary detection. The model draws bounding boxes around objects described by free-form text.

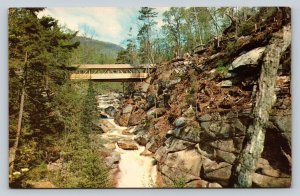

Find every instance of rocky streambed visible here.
[97,93,157,188]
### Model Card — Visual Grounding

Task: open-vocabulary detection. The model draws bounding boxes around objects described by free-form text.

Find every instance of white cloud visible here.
[38,7,169,46]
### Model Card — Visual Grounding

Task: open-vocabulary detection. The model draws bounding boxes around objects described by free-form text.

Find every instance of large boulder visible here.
[115,104,134,126]
[202,158,232,186]
[160,164,201,185]
[134,130,151,146]
[168,138,196,152]
[128,108,146,126]
[123,104,133,114]
[200,117,246,139]
[216,149,236,164]
[209,138,243,153]
[252,173,291,188]
[173,125,201,143]
[146,136,160,153]
[163,148,202,177]
[155,146,168,163]
[229,47,266,70]
[117,141,138,150]
[146,108,166,120]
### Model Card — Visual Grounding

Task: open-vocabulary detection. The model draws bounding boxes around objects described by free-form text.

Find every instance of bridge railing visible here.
[69,64,155,81]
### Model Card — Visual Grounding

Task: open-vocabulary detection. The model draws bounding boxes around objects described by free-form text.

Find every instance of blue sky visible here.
[39,7,169,47]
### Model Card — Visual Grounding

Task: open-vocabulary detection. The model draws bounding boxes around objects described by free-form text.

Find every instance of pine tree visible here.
[81,80,99,135]
[9,8,79,183]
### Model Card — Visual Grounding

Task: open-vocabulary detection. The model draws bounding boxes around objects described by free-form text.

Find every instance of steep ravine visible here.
[97,94,157,188]
[115,21,291,187]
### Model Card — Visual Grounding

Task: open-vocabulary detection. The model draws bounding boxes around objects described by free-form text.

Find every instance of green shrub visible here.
[226,41,237,55]
[172,176,187,188]
[185,93,196,106]
[239,21,256,36]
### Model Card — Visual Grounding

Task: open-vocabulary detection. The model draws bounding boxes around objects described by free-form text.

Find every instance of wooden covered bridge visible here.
[70,64,155,82]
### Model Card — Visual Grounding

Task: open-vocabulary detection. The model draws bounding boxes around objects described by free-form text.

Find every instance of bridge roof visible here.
[72,64,155,69]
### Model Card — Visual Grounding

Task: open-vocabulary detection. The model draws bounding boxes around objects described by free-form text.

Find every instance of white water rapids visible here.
[98,94,157,188]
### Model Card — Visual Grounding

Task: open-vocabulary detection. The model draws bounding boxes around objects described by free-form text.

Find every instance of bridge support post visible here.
[122,82,125,95]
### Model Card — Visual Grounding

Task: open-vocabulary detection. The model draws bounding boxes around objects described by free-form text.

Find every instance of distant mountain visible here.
[72,36,124,64]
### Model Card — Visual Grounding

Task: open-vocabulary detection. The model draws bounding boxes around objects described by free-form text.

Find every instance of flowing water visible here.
[98,94,157,188]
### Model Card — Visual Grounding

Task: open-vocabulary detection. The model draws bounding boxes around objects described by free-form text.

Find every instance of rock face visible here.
[114,13,291,188]
[229,47,266,70]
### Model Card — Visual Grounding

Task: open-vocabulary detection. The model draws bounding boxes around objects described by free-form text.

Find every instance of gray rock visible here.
[155,146,168,163]
[146,108,166,119]
[217,80,232,87]
[168,138,195,152]
[134,132,150,146]
[146,94,156,109]
[271,115,291,133]
[146,137,160,153]
[229,47,266,70]
[174,117,186,127]
[179,126,201,143]
[224,72,237,79]
[219,123,232,138]
[202,158,231,173]
[104,152,120,167]
[183,105,196,118]
[210,139,237,153]
[197,114,212,122]
[202,158,232,186]
[233,119,247,135]
[216,149,236,164]
[104,106,117,117]
[166,78,181,88]
[206,165,232,183]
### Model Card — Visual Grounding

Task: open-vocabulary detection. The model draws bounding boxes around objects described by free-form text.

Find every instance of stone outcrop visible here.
[114,11,291,188]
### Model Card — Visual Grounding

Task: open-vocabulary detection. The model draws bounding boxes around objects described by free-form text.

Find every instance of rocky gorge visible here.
[113,11,292,188]
[96,93,157,187]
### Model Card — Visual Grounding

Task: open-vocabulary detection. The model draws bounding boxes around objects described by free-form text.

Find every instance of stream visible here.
[97,93,157,188]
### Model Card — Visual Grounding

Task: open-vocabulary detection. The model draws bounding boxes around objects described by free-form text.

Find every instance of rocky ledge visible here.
[115,9,291,188]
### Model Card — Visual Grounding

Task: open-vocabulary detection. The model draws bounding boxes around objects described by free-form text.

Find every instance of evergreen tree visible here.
[9,8,79,183]
[81,80,99,135]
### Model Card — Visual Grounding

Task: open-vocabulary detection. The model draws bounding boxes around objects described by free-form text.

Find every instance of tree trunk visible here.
[9,51,28,182]
[233,25,291,187]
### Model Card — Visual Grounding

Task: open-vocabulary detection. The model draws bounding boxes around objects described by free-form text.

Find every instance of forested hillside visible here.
[8,8,115,188]
[71,36,124,64]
